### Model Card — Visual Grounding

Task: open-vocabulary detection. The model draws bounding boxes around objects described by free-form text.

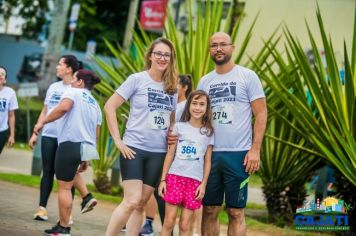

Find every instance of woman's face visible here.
[149,43,172,73]
[56,58,72,79]
[71,72,84,88]
[0,68,6,86]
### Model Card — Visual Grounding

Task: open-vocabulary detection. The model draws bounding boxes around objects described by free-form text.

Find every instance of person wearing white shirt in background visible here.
[29,55,97,224]
[0,66,18,154]
[104,38,178,236]
[35,69,102,236]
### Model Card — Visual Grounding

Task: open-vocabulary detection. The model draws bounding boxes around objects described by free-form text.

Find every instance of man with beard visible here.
[197,32,267,235]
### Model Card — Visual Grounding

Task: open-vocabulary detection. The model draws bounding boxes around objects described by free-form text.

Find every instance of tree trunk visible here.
[93,172,112,194]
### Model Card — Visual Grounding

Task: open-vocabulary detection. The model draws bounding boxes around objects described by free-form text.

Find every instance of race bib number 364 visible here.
[148,110,170,130]
[176,140,202,161]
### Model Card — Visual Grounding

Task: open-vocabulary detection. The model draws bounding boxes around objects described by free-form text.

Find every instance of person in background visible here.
[0,66,18,154]
[37,69,102,236]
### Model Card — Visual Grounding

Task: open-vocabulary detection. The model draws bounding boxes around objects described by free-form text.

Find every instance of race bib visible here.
[176,140,202,161]
[148,110,170,130]
[212,104,234,125]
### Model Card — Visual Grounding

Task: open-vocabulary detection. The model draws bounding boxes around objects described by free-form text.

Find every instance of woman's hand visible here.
[33,123,44,135]
[28,134,38,149]
[7,135,15,147]
[115,140,136,159]
[77,161,89,173]
[158,181,166,197]
[195,183,206,200]
[167,130,178,146]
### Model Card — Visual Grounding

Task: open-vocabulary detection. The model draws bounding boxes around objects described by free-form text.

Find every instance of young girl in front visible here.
[159,90,214,236]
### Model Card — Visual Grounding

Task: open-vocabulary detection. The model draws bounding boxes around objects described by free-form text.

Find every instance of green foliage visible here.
[253,6,356,185]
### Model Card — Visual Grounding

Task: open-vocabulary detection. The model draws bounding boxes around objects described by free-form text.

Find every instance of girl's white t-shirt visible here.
[116,71,177,153]
[0,87,18,132]
[43,81,71,138]
[57,88,102,146]
[168,122,214,181]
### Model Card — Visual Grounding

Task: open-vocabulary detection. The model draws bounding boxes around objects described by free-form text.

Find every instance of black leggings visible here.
[0,129,8,154]
[39,136,75,207]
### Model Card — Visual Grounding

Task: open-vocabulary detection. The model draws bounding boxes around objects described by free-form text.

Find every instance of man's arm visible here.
[244,97,267,174]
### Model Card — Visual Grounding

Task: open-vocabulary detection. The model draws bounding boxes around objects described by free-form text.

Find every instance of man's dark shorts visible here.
[203,150,249,208]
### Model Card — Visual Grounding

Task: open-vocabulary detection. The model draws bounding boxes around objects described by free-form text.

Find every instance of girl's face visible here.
[189,95,207,121]
[149,43,171,73]
[56,58,72,79]
[0,68,6,86]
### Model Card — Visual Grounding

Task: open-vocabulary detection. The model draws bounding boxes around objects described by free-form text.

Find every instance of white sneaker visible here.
[33,206,48,221]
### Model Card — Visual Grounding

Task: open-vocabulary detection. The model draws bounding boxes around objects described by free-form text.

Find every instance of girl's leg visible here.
[57,179,74,227]
[161,203,179,236]
[126,184,154,236]
[105,180,143,236]
[179,208,195,236]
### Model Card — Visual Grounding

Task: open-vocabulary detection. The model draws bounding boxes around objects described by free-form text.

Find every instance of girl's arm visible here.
[104,93,136,159]
[158,142,177,196]
[195,145,213,200]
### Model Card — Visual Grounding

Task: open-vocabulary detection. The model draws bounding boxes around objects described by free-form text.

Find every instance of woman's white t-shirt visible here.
[0,87,18,132]
[116,71,177,153]
[43,81,71,138]
[168,122,214,181]
[56,88,102,146]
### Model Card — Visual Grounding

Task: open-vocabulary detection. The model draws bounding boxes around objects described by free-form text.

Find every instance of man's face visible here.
[209,34,234,66]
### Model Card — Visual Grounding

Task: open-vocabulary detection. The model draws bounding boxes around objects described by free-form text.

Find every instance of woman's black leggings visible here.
[39,136,75,207]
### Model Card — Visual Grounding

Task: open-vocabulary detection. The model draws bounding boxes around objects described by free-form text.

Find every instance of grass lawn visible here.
[0,173,327,235]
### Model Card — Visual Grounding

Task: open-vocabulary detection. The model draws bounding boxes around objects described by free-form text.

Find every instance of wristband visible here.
[160,179,166,182]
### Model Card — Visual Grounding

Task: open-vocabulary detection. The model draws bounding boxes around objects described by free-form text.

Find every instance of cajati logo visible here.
[294,197,351,231]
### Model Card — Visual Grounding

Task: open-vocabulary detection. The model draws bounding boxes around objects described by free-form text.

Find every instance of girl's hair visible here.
[180,90,214,137]
[144,38,178,95]
[178,74,193,98]
[75,69,101,90]
[60,55,83,74]
[0,66,7,79]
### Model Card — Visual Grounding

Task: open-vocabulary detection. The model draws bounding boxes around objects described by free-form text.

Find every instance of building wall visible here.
[236,0,355,63]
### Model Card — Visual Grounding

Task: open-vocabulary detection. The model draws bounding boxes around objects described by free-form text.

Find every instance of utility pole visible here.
[123,0,140,51]
[38,0,71,97]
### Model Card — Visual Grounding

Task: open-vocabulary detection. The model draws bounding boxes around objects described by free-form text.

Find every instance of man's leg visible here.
[202,206,221,236]
[227,208,246,236]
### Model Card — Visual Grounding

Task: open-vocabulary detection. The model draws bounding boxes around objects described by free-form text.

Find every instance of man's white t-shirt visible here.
[197,65,265,151]
[0,87,18,132]
[43,81,71,138]
[168,122,214,181]
[116,71,177,153]
[57,88,102,146]
[175,100,186,122]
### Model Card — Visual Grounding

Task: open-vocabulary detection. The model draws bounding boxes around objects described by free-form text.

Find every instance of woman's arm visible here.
[7,110,15,147]
[104,93,135,159]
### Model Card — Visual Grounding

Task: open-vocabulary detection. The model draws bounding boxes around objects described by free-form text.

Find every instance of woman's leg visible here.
[105,180,143,236]
[73,173,89,197]
[57,179,74,227]
[179,208,195,236]
[126,184,154,236]
[161,203,178,236]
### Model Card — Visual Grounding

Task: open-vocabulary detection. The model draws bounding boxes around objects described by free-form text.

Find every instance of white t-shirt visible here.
[57,88,102,146]
[168,122,214,181]
[175,100,186,122]
[116,71,177,153]
[197,65,265,151]
[0,87,18,132]
[43,81,71,138]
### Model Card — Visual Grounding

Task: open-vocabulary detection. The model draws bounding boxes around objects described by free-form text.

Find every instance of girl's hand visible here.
[195,183,206,200]
[158,181,166,197]
[115,140,136,159]
[28,134,38,149]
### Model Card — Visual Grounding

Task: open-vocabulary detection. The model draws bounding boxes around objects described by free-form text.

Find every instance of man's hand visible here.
[243,148,260,175]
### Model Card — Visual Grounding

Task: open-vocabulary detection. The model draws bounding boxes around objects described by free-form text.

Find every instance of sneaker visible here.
[33,206,48,221]
[81,193,97,214]
[43,223,71,236]
[57,215,73,226]
[140,219,154,236]
[120,225,126,232]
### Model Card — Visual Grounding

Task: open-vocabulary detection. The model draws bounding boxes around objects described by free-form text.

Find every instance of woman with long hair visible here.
[104,38,178,236]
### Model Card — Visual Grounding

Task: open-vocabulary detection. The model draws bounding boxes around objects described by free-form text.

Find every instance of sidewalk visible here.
[0,148,268,235]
